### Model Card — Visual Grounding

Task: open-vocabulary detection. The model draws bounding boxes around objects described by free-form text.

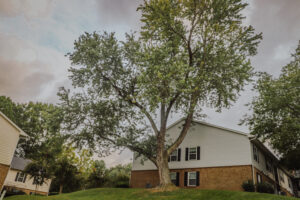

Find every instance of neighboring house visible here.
[131,118,296,197]
[3,157,52,195]
[0,111,27,192]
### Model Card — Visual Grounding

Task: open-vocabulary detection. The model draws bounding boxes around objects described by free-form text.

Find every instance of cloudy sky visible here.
[0,0,299,166]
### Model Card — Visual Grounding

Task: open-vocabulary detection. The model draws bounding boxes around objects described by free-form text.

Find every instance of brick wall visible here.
[131,165,253,191]
[0,163,10,190]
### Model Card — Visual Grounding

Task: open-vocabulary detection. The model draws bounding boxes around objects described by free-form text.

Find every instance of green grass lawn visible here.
[5,188,297,200]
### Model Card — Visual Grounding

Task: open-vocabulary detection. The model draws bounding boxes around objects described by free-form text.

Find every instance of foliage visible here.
[59,0,261,186]
[4,188,297,200]
[256,182,275,194]
[243,41,300,169]
[242,180,255,192]
[50,145,93,193]
[86,160,108,188]
[0,96,64,159]
[105,164,132,188]
[24,135,64,188]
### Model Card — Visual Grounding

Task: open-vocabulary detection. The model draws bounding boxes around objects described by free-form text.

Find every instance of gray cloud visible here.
[0,0,54,19]
[247,0,300,76]
[0,59,54,102]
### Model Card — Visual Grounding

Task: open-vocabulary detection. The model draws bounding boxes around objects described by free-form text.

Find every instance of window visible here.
[170,149,178,162]
[189,147,197,160]
[33,177,43,186]
[265,158,273,173]
[188,172,197,186]
[170,172,177,185]
[15,172,26,183]
[257,173,262,184]
[253,145,259,163]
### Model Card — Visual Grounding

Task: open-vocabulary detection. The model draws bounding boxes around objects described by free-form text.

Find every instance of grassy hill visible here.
[5,188,297,200]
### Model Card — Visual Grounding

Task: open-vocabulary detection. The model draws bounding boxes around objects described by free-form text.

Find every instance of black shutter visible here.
[185,148,189,161]
[23,174,27,183]
[196,171,200,186]
[15,172,19,181]
[184,172,188,186]
[176,172,180,186]
[197,146,200,160]
[168,156,170,162]
[177,148,181,161]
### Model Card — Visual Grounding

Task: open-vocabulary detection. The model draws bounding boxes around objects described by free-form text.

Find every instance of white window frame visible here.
[170,172,177,185]
[169,149,178,162]
[253,145,259,163]
[16,172,26,182]
[257,173,262,184]
[188,172,197,186]
[189,147,197,160]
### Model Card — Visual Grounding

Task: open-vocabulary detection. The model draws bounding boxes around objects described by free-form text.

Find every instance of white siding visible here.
[132,121,252,170]
[0,115,20,165]
[4,169,51,193]
[251,143,293,194]
[277,168,294,194]
[250,143,276,182]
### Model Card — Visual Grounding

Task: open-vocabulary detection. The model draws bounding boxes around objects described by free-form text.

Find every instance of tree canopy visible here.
[243,41,300,169]
[0,96,64,159]
[59,0,261,187]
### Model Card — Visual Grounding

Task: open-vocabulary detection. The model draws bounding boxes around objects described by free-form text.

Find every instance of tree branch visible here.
[102,74,159,136]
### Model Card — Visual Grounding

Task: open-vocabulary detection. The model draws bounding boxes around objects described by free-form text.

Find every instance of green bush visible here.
[256,182,275,194]
[242,180,255,192]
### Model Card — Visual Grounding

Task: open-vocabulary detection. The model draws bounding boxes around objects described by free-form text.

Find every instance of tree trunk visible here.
[156,132,173,188]
[59,184,63,194]
[157,153,172,187]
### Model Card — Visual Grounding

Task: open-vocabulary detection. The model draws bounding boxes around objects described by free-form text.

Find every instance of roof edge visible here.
[166,117,249,137]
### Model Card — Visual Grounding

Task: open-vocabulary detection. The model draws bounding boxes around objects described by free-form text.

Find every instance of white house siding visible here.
[277,168,294,194]
[0,114,20,166]
[250,143,276,182]
[132,121,252,171]
[250,143,293,194]
[4,169,51,194]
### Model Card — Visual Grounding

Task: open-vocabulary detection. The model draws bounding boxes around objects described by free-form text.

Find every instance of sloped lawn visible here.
[5,188,297,200]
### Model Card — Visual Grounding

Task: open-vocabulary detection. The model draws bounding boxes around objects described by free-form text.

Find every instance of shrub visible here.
[242,180,255,192]
[256,182,275,194]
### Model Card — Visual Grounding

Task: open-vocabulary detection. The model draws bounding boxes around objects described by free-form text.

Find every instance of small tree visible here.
[87,160,108,188]
[59,0,261,188]
[243,41,300,170]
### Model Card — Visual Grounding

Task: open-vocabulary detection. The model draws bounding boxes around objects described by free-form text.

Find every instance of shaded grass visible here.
[5,188,297,200]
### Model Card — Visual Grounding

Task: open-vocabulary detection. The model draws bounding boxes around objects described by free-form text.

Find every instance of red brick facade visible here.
[131,165,253,191]
[0,163,10,191]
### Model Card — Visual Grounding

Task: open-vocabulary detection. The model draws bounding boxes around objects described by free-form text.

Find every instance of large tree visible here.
[59,0,261,188]
[243,41,300,170]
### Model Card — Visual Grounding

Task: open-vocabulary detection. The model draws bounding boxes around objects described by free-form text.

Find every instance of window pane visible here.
[190,148,196,153]
[171,150,177,156]
[170,173,176,180]
[189,172,196,179]
[189,153,196,160]
[189,179,196,186]
[172,179,177,185]
[171,156,177,161]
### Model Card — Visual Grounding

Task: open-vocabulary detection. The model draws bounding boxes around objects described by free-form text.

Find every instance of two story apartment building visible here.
[3,157,52,195]
[131,119,295,196]
[0,111,27,192]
